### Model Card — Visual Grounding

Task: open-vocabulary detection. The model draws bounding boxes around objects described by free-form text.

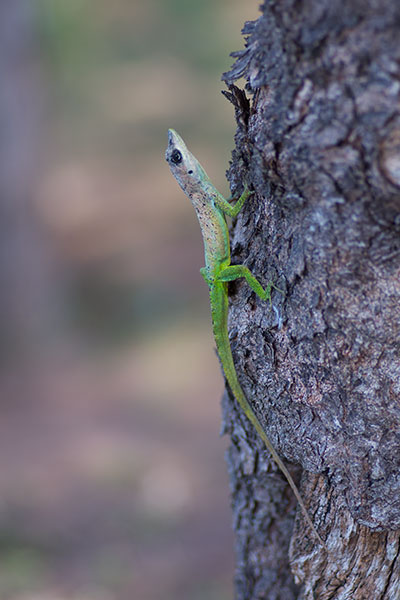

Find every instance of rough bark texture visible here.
[221,1,400,598]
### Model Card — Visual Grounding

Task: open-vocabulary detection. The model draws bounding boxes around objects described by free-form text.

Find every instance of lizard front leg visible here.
[217,264,282,303]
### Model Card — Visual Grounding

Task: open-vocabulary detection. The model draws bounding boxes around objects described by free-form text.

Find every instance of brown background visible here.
[0,1,260,599]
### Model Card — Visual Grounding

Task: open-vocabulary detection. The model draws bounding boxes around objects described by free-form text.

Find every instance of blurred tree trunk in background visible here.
[222,1,400,598]
[0,0,62,363]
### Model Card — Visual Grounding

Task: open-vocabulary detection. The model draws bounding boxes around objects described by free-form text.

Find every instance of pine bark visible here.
[222,1,400,598]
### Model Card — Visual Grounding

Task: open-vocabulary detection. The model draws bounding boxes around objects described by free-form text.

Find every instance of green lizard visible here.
[165,128,325,548]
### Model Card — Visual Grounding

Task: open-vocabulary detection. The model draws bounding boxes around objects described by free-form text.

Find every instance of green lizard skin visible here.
[165,129,325,548]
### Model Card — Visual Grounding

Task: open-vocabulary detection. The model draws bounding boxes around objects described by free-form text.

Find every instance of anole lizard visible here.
[165,129,325,548]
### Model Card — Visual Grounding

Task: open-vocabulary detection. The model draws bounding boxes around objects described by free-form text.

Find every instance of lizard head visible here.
[165,129,207,194]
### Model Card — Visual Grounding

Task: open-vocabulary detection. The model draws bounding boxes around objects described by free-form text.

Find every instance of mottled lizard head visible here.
[165,129,207,194]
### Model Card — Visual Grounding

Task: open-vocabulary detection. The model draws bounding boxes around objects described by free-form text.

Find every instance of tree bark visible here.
[221,1,400,598]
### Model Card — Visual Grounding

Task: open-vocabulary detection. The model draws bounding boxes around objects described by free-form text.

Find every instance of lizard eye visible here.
[171,149,182,164]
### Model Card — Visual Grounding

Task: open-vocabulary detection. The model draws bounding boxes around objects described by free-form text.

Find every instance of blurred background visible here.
[0,1,259,599]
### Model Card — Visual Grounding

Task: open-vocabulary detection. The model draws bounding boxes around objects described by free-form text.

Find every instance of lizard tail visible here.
[211,286,326,549]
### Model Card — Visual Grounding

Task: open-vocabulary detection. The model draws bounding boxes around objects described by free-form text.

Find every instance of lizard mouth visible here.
[166,129,182,163]
[165,130,174,162]
[167,128,186,149]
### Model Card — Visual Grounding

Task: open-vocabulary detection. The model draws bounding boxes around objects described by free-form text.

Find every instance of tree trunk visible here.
[221,1,400,598]
[0,0,63,363]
